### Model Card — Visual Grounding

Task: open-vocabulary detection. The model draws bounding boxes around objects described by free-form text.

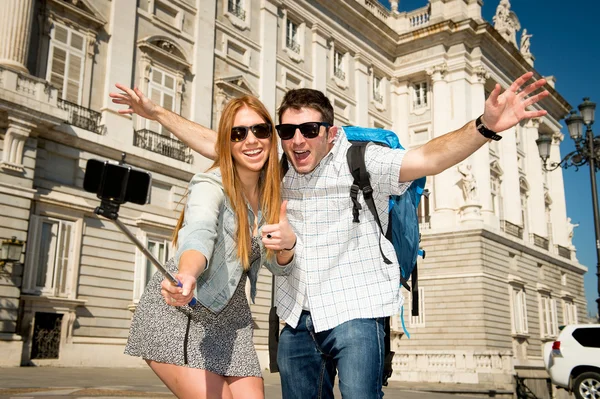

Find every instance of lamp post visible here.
[536,97,599,322]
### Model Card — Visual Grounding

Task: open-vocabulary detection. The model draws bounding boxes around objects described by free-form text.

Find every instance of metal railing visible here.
[286,38,301,54]
[228,0,246,20]
[532,234,549,250]
[557,245,571,260]
[134,129,193,164]
[58,98,103,134]
[501,220,523,239]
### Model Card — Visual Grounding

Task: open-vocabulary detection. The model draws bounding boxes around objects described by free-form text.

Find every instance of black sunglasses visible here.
[275,122,331,140]
[231,123,272,142]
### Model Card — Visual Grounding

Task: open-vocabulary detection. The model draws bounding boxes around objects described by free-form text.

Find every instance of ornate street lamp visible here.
[0,236,24,275]
[536,97,599,321]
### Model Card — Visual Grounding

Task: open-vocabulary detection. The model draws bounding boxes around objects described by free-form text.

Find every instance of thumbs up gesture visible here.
[261,201,297,252]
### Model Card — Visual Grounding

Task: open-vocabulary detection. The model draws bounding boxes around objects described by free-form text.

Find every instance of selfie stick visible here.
[95,200,197,306]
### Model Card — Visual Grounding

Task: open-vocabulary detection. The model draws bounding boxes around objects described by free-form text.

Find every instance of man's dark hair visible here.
[278,89,334,125]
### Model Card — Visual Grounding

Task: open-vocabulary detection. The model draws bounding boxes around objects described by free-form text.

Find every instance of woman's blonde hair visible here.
[173,96,281,270]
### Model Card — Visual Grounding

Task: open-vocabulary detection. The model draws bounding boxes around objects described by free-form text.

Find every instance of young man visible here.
[110,72,548,398]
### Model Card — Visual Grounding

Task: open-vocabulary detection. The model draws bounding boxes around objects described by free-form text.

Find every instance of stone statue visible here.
[566,217,579,247]
[458,163,478,202]
[493,0,511,31]
[520,29,532,55]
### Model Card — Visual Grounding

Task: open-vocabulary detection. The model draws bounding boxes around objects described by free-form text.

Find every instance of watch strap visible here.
[476,115,502,141]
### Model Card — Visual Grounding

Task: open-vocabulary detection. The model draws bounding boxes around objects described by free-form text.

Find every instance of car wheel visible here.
[573,371,600,399]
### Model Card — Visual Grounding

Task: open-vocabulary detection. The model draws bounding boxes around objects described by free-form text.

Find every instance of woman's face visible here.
[230,106,272,174]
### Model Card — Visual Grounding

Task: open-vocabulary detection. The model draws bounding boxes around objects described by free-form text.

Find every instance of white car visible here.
[543,324,600,399]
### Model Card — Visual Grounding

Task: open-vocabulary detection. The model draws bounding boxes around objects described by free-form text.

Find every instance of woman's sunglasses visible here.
[231,123,272,142]
[275,122,331,141]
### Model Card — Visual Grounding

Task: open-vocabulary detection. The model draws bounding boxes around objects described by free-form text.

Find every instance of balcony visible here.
[227,0,246,21]
[557,245,571,260]
[501,220,523,239]
[373,92,383,103]
[58,99,103,134]
[286,38,301,54]
[334,68,346,81]
[532,234,550,250]
[134,129,193,164]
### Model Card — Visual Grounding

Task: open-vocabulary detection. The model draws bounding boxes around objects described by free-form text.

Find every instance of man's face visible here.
[279,107,336,174]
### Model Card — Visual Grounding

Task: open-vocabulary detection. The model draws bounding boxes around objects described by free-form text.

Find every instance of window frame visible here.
[509,284,529,336]
[46,22,86,104]
[133,230,174,302]
[409,286,425,327]
[412,81,429,110]
[146,65,178,135]
[23,215,81,298]
[539,294,558,339]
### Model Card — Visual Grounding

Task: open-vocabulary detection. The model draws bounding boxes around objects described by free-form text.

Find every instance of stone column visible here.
[1,116,35,172]
[258,0,280,117]
[390,78,409,143]
[311,23,330,94]
[0,0,35,72]
[499,124,521,226]
[428,63,456,227]
[354,54,369,127]
[469,66,492,226]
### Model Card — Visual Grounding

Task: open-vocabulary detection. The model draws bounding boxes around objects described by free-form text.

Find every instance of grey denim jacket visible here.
[175,169,294,313]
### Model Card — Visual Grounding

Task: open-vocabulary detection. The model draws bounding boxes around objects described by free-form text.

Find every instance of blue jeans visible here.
[277,311,385,399]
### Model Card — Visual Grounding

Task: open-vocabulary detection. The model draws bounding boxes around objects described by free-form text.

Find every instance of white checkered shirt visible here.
[275,129,411,332]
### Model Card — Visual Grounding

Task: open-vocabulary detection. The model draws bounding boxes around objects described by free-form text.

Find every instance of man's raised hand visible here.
[482,71,549,133]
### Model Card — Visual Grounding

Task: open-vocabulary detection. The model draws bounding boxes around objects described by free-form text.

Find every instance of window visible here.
[147,67,177,135]
[409,287,425,327]
[520,191,528,239]
[286,19,300,54]
[24,216,76,297]
[561,272,567,286]
[413,81,428,109]
[144,238,170,287]
[333,50,345,81]
[227,0,246,21]
[373,76,383,103]
[573,327,600,348]
[510,286,528,335]
[47,23,86,104]
[563,300,578,325]
[539,295,558,338]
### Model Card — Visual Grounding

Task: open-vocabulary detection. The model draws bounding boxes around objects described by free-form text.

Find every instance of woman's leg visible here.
[147,359,234,399]
[226,376,264,399]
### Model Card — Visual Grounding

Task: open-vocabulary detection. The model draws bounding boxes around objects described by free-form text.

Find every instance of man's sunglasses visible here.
[231,123,272,142]
[275,122,331,140]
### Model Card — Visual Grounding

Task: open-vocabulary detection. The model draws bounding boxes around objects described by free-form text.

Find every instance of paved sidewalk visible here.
[0,366,500,398]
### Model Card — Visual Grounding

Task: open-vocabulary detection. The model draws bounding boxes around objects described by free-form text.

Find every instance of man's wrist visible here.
[475,115,502,141]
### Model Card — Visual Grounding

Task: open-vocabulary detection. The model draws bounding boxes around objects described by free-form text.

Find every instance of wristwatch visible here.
[475,115,502,141]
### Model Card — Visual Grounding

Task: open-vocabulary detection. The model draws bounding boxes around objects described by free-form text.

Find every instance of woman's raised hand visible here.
[109,84,160,121]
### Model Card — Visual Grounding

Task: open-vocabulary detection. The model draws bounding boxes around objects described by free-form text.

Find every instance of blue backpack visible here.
[344,126,427,385]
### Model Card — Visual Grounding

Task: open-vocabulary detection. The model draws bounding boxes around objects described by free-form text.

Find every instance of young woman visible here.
[119,93,297,399]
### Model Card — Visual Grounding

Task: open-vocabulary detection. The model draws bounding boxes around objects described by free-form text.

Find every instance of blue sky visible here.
[380,0,600,317]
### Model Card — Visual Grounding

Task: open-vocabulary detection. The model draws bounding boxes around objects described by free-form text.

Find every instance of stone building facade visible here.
[0,0,587,396]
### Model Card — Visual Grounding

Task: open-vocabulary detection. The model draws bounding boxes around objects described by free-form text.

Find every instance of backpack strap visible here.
[346,142,392,265]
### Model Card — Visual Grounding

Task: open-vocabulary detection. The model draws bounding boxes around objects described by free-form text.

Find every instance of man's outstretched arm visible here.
[110,84,217,160]
[400,72,549,182]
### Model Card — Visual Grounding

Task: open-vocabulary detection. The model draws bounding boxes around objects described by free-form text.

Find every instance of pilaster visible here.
[258,0,279,117]
[500,125,521,226]
[427,62,455,227]
[390,78,409,144]
[101,0,137,133]
[1,116,35,173]
[470,66,493,226]
[523,118,546,238]
[354,54,370,127]
[0,0,35,73]
[190,0,217,127]
[311,23,331,94]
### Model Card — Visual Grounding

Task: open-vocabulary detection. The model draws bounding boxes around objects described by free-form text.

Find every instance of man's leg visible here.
[320,317,385,399]
[277,311,336,399]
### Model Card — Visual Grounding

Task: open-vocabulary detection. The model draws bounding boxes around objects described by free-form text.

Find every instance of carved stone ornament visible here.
[426,63,448,81]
